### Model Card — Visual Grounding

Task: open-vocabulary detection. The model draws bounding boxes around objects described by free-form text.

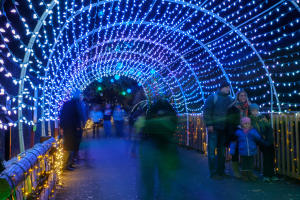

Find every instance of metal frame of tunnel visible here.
[16,0,298,151]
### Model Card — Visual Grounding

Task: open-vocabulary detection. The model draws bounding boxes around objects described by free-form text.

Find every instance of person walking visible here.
[226,89,251,178]
[113,104,125,137]
[60,90,86,170]
[90,104,103,138]
[103,103,112,138]
[203,80,233,179]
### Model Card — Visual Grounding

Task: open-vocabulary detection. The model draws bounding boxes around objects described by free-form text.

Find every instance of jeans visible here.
[240,156,254,171]
[104,120,112,137]
[114,120,124,137]
[207,129,226,176]
[93,122,100,138]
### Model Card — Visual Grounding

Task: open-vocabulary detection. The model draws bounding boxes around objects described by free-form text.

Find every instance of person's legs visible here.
[231,140,241,178]
[119,120,124,137]
[95,122,100,138]
[207,131,218,177]
[64,150,74,169]
[93,124,96,138]
[138,141,156,200]
[246,156,257,181]
[216,131,226,176]
[262,145,275,177]
[115,121,121,137]
[240,156,249,181]
[104,120,111,137]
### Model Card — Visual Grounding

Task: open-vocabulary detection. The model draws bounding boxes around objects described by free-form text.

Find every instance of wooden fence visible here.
[176,113,300,180]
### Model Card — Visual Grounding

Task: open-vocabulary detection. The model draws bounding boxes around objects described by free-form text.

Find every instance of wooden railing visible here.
[176,113,300,180]
[0,137,63,200]
[273,113,300,179]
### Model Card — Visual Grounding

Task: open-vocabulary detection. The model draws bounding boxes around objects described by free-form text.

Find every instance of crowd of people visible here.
[59,82,278,195]
[59,89,127,171]
[59,88,181,198]
[203,81,278,182]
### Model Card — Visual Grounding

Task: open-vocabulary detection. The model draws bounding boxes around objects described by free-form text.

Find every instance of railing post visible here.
[30,88,38,147]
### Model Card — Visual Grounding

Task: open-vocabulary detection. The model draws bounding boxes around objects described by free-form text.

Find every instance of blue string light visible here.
[0,0,298,139]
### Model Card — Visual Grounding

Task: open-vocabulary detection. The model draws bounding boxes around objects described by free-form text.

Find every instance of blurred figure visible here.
[103,103,112,137]
[113,104,125,137]
[131,111,145,157]
[128,111,138,140]
[60,90,86,170]
[138,100,181,200]
[90,104,103,138]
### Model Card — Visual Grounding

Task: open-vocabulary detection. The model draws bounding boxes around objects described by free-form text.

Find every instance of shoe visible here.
[271,176,280,181]
[263,177,271,183]
[210,174,223,180]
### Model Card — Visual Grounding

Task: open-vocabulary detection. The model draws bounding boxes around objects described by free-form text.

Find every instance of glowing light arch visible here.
[47,56,187,113]
[0,0,296,152]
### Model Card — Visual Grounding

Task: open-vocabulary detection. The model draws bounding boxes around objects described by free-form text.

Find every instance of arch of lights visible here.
[0,0,299,152]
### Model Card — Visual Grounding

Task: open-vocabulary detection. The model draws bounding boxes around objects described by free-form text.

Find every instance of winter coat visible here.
[60,99,82,151]
[203,91,233,130]
[113,109,125,121]
[90,110,103,123]
[230,128,264,156]
[226,105,240,141]
[250,115,274,146]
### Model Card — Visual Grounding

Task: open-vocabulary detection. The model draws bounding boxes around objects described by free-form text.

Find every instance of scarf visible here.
[236,102,249,117]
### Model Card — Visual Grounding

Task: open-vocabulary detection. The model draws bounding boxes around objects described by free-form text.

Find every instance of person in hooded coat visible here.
[60,90,86,170]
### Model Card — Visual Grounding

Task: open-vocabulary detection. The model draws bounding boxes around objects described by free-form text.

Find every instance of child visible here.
[250,103,279,182]
[230,117,265,181]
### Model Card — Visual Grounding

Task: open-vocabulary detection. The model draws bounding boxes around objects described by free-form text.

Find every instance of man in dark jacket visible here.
[60,90,86,170]
[203,81,233,179]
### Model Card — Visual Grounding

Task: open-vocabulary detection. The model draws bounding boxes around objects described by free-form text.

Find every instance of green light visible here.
[97,86,102,91]
[121,91,126,96]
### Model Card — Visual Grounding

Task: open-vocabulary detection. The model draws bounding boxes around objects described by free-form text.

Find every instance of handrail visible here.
[0,137,63,200]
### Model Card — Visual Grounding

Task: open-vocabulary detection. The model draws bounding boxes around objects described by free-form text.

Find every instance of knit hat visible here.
[241,117,251,124]
[249,103,259,111]
[219,80,230,89]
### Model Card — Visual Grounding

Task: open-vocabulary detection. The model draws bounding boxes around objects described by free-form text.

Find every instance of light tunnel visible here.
[0,0,299,152]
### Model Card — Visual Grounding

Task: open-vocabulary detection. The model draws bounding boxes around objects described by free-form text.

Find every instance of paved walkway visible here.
[56,137,300,200]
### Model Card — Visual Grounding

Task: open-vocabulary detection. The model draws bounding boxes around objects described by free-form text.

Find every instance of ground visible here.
[55,134,300,200]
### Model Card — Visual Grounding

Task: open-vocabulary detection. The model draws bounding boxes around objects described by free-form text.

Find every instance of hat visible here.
[249,103,259,110]
[219,80,230,89]
[241,117,251,124]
